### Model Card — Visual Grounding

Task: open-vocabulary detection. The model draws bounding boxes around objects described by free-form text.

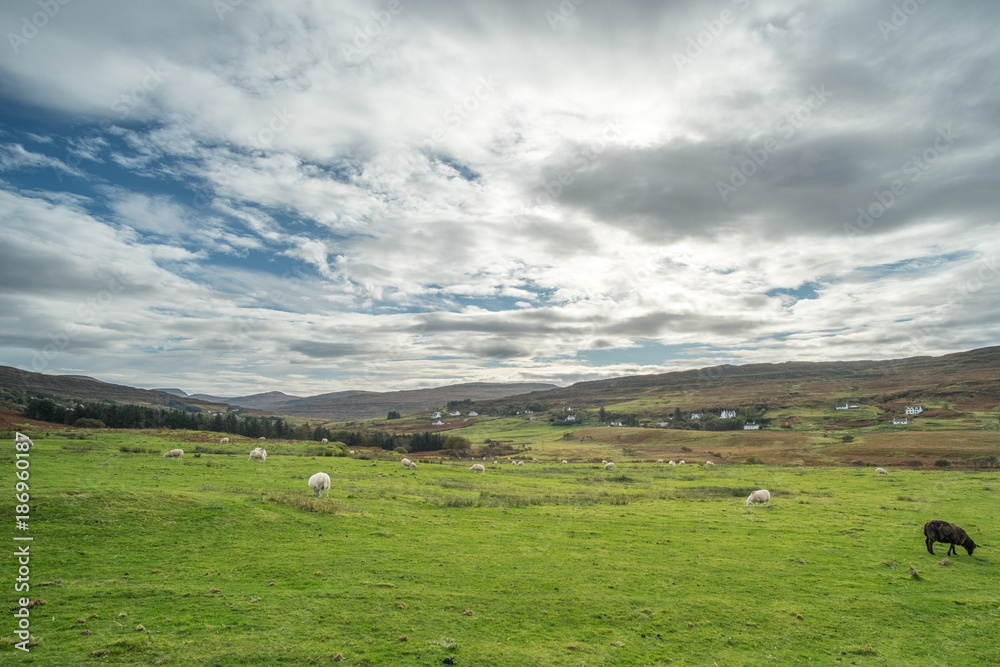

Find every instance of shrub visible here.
[907,460,923,467]
[934,459,951,467]
[74,418,106,428]
[680,446,692,452]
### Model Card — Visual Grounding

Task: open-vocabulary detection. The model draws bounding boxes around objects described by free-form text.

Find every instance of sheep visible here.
[349,450,355,454]
[668,460,676,466]
[258,437,266,442]
[308,472,331,497]
[604,461,615,470]
[15,433,33,448]
[924,520,977,556]
[679,460,685,465]
[602,459,607,464]
[469,464,485,473]
[321,438,328,444]
[562,460,568,464]
[876,467,888,475]
[517,461,524,466]
[220,437,229,444]
[248,447,267,462]
[657,459,664,463]
[401,458,413,469]
[163,449,183,459]
[746,489,770,507]
[705,461,715,466]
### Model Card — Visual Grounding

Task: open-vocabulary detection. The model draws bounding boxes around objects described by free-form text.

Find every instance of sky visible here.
[1,0,998,397]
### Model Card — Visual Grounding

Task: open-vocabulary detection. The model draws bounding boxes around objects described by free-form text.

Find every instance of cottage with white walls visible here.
[431,412,441,419]
[905,406,923,415]
[893,417,908,425]
[691,413,702,420]
[468,411,478,416]
[720,409,736,419]
[432,420,444,425]
[656,421,670,427]
[744,422,760,430]
[835,404,849,410]
[449,411,461,416]
[565,415,576,422]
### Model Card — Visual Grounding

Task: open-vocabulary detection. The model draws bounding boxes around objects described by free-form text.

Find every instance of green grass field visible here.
[3,429,998,665]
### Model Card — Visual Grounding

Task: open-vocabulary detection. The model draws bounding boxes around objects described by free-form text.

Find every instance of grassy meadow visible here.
[2,428,998,665]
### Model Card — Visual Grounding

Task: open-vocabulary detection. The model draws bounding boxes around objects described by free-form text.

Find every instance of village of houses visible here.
[424,404,926,429]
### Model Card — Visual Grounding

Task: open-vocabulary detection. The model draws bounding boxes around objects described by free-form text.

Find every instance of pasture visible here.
[2,429,998,665]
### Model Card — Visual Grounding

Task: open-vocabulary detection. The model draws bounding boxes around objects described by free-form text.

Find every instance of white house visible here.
[449,411,461,416]
[893,417,908,425]
[656,421,670,427]
[610,421,623,427]
[720,409,737,419]
[432,420,444,425]
[905,406,923,415]
[744,422,760,430]
[691,413,702,420]
[468,411,478,416]
[565,414,576,422]
[431,412,441,419]
[835,404,849,410]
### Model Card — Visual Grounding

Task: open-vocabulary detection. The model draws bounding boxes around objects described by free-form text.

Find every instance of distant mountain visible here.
[222,391,302,410]
[0,366,230,411]
[153,388,189,397]
[277,383,559,420]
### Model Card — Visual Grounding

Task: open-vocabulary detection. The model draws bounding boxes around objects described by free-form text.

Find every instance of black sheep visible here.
[924,520,977,556]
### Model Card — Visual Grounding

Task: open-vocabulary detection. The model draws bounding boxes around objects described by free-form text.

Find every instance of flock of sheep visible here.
[154,436,981,556]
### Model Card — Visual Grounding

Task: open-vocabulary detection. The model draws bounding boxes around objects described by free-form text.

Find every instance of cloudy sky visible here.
[1,0,998,396]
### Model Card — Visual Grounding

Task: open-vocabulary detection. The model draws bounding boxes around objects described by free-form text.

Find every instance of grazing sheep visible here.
[15,433,33,448]
[602,459,607,464]
[219,437,229,444]
[308,472,331,497]
[657,459,664,463]
[248,447,266,461]
[876,467,888,475]
[517,461,524,466]
[321,438,328,444]
[493,460,498,465]
[469,464,485,473]
[668,460,676,466]
[562,460,568,464]
[746,489,770,507]
[258,437,266,442]
[401,458,413,469]
[163,449,183,459]
[349,450,355,455]
[604,461,615,470]
[705,461,715,466]
[678,460,685,465]
[924,520,977,556]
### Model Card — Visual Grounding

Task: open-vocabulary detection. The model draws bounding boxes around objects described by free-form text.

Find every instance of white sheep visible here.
[308,472,331,497]
[15,433,33,448]
[493,460,498,465]
[401,458,413,468]
[321,438,328,444]
[349,450,355,454]
[163,449,183,459]
[517,461,524,466]
[705,461,715,466]
[220,437,229,444]
[469,464,485,473]
[746,489,771,507]
[604,461,615,470]
[657,459,664,463]
[562,460,568,464]
[679,460,685,465]
[258,437,266,442]
[249,447,267,462]
[602,459,607,464]
[668,460,676,466]
[876,467,888,475]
